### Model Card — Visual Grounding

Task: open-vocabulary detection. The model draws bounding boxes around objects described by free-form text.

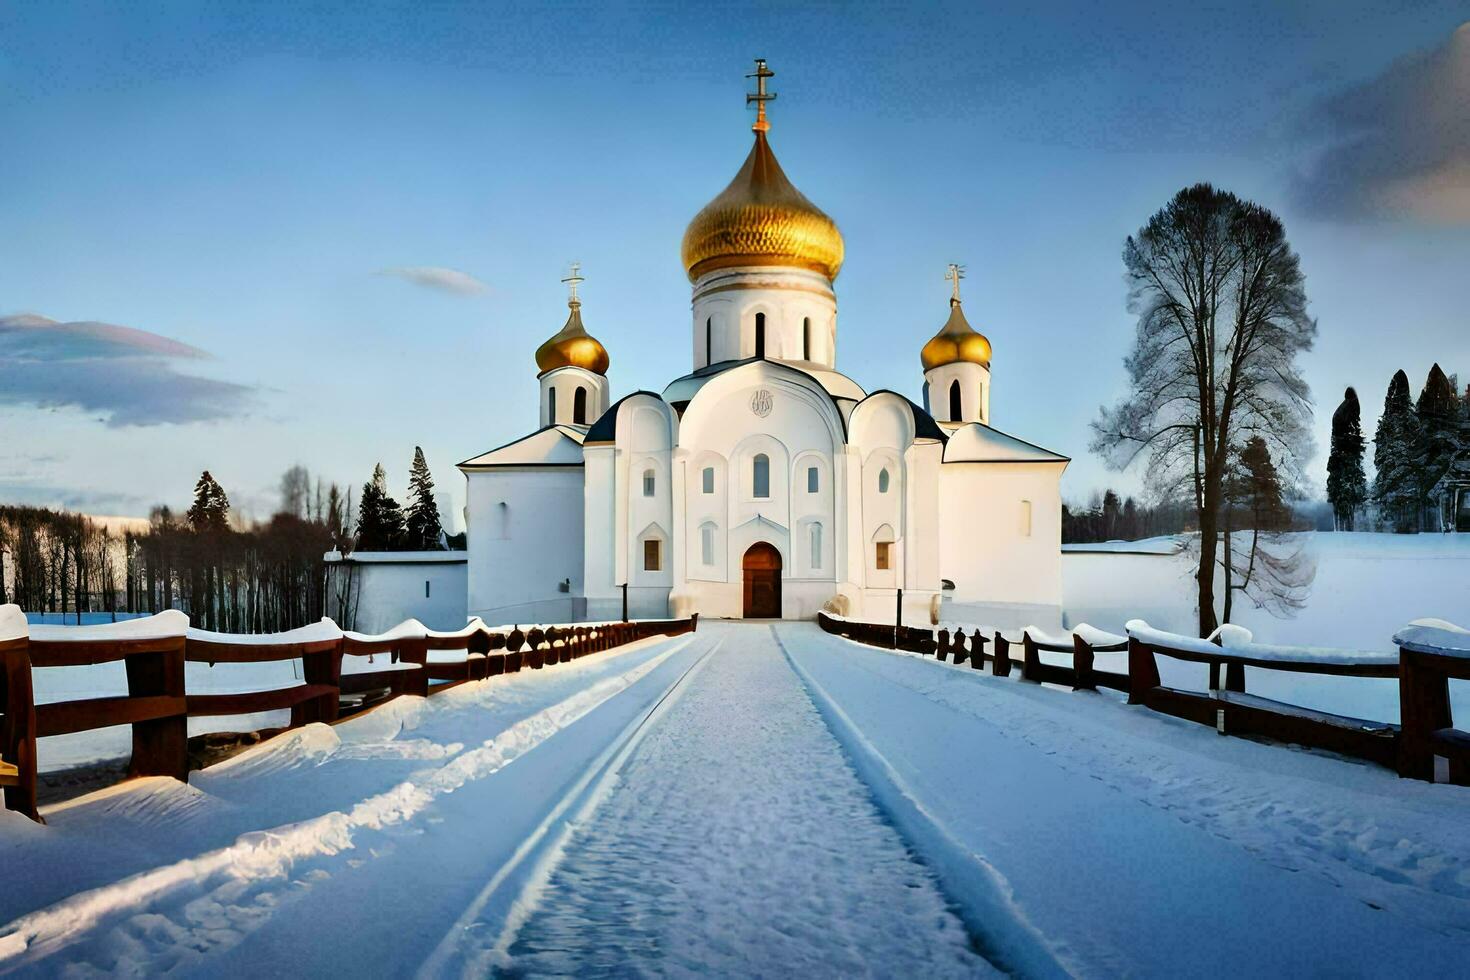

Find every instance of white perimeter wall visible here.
[466,466,586,626]
[346,559,468,633]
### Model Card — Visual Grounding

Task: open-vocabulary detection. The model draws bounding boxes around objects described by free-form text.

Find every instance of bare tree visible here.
[1092,184,1316,636]
[278,465,311,519]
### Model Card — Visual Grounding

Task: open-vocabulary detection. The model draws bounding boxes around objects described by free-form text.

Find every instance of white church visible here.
[458,63,1068,627]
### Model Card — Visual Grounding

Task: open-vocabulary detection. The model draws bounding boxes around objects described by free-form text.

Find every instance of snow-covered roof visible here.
[459,425,586,469]
[662,357,867,405]
[188,619,342,645]
[0,603,27,642]
[324,550,467,564]
[942,422,1069,464]
[29,609,189,643]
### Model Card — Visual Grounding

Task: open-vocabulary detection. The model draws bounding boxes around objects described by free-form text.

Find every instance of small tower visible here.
[534,264,611,427]
[921,264,992,427]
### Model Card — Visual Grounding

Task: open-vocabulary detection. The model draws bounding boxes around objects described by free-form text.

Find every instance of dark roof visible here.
[584,390,664,444]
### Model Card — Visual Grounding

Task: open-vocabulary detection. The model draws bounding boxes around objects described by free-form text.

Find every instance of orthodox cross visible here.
[746,59,776,133]
[562,262,584,305]
[946,263,966,303]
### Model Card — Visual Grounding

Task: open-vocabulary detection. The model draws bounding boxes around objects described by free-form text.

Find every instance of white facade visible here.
[324,552,468,633]
[456,106,1067,626]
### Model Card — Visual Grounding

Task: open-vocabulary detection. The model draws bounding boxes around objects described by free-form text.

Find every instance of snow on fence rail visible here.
[0,606,697,821]
[817,609,1470,787]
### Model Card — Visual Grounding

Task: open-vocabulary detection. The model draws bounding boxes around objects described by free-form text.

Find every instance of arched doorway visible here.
[742,542,782,618]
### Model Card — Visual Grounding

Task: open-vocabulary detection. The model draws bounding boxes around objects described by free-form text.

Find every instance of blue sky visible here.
[2,2,1467,523]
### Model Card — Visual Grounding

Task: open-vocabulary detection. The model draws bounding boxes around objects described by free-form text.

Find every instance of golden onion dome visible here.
[921,299,992,371]
[681,130,845,283]
[535,299,609,375]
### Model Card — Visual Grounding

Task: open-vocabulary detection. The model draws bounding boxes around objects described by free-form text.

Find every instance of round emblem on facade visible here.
[750,389,774,418]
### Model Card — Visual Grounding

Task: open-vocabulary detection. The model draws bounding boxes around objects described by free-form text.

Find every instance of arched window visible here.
[754,312,766,359]
[700,523,716,566]
[643,469,656,497]
[573,386,588,424]
[702,466,715,494]
[806,466,819,493]
[810,523,822,570]
[547,387,557,424]
[706,317,713,366]
[878,468,891,494]
[802,317,812,360]
[753,454,770,498]
[977,381,985,422]
[949,380,962,421]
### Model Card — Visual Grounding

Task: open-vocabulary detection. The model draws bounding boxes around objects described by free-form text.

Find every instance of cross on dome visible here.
[562,262,584,307]
[746,58,776,133]
[946,263,966,305]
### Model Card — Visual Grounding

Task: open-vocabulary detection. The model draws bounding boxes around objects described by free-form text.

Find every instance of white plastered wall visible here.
[539,367,610,427]
[465,466,586,626]
[923,361,991,425]
[691,266,838,368]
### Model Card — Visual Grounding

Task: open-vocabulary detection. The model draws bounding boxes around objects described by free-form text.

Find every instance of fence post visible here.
[1,636,38,820]
[296,638,343,725]
[1127,637,1159,705]
[1072,634,1096,692]
[968,632,986,671]
[125,637,189,782]
[1397,648,1451,781]
[992,632,1012,677]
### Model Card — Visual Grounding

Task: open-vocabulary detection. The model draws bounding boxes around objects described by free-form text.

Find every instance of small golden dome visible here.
[921,300,992,371]
[681,131,844,283]
[535,301,609,375]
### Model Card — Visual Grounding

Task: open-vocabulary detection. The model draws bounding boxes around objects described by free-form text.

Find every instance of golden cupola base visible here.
[535,300,609,376]
[681,130,845,284]
[921,299,992,371]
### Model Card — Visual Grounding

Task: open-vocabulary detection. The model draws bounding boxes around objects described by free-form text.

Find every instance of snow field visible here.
[785,624,1470,975]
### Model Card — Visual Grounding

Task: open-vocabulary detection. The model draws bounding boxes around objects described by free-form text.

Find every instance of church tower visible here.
[534,265,610,428]
[921,264,992,427]
[680,60,845,370]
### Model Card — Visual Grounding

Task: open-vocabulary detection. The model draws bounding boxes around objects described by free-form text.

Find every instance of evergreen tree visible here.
[356,463,405,550]
[1221,436,1310,622]
[1325,387,1367,530]
[186,471,230,532]
[403,446,445,550]
[1415,363,1460,529]
[1372,370,1421,532]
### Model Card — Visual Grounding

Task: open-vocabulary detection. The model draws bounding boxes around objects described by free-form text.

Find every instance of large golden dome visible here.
[921,299,992,371]
[681,130,844,283]
[535,300,609,375]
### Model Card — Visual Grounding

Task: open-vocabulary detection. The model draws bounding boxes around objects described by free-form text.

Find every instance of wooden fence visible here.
[817,609,1470,787]
[1,609,696,821]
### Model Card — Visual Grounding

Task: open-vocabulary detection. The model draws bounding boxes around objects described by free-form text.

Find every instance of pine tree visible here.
[356,463,405,550]
[186,471,230,532]
[1373,369,1421,532]
[403,446,445,550]
[1326,387,1367,531]
[1221,436,1311,621]
[1415,363,1460,529]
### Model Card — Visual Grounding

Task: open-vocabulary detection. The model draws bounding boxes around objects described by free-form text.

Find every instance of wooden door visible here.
[742,543,783,619]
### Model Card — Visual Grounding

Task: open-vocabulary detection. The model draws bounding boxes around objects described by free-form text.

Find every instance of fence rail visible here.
[817,609,1470,788]
[0,608,696,821]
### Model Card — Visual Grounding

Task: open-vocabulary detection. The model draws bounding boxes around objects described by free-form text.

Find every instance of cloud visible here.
[1291,23,1470,223]
[377,266,489,296]
[0,313,256,426]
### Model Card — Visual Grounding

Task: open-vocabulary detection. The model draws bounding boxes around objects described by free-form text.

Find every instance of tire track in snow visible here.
[0,637,696,973]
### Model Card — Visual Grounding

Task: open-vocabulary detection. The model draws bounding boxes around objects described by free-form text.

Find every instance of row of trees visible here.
[1,449,455,630]
[1326,365,1468,533]
[1062,492,1194,543]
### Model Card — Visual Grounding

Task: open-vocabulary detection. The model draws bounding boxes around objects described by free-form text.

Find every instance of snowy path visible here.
[481,623,990,977]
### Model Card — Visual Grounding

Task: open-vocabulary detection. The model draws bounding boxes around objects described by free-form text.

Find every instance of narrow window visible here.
[878,468,891,494]
[573,386,588,424]
[706,317,713,366]
[754,312,766,358]
[807,466,819,493]
[701,525,715,565]
[547,387,557,423]
[875,541,891,570]
[978,381,985,422]
[810,523,822,569]
[644,538,662,571]
[803,317,812,360]
[425,580,431,598]
[753,454,770,498]
[702,466,715,494]
[1021,499,1033,537]
[643,469,656,497]
[949,380,962,421]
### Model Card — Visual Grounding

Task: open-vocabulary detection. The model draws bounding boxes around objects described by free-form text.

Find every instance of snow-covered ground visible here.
[3,622,1467,976]
[1062,530,1470,723]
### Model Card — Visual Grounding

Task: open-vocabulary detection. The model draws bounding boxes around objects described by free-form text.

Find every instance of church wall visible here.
[539,368,609,427]
[691,266,837,368]
[466,466,586,626]
[923,361,991,425]
[937,460,1066,630]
